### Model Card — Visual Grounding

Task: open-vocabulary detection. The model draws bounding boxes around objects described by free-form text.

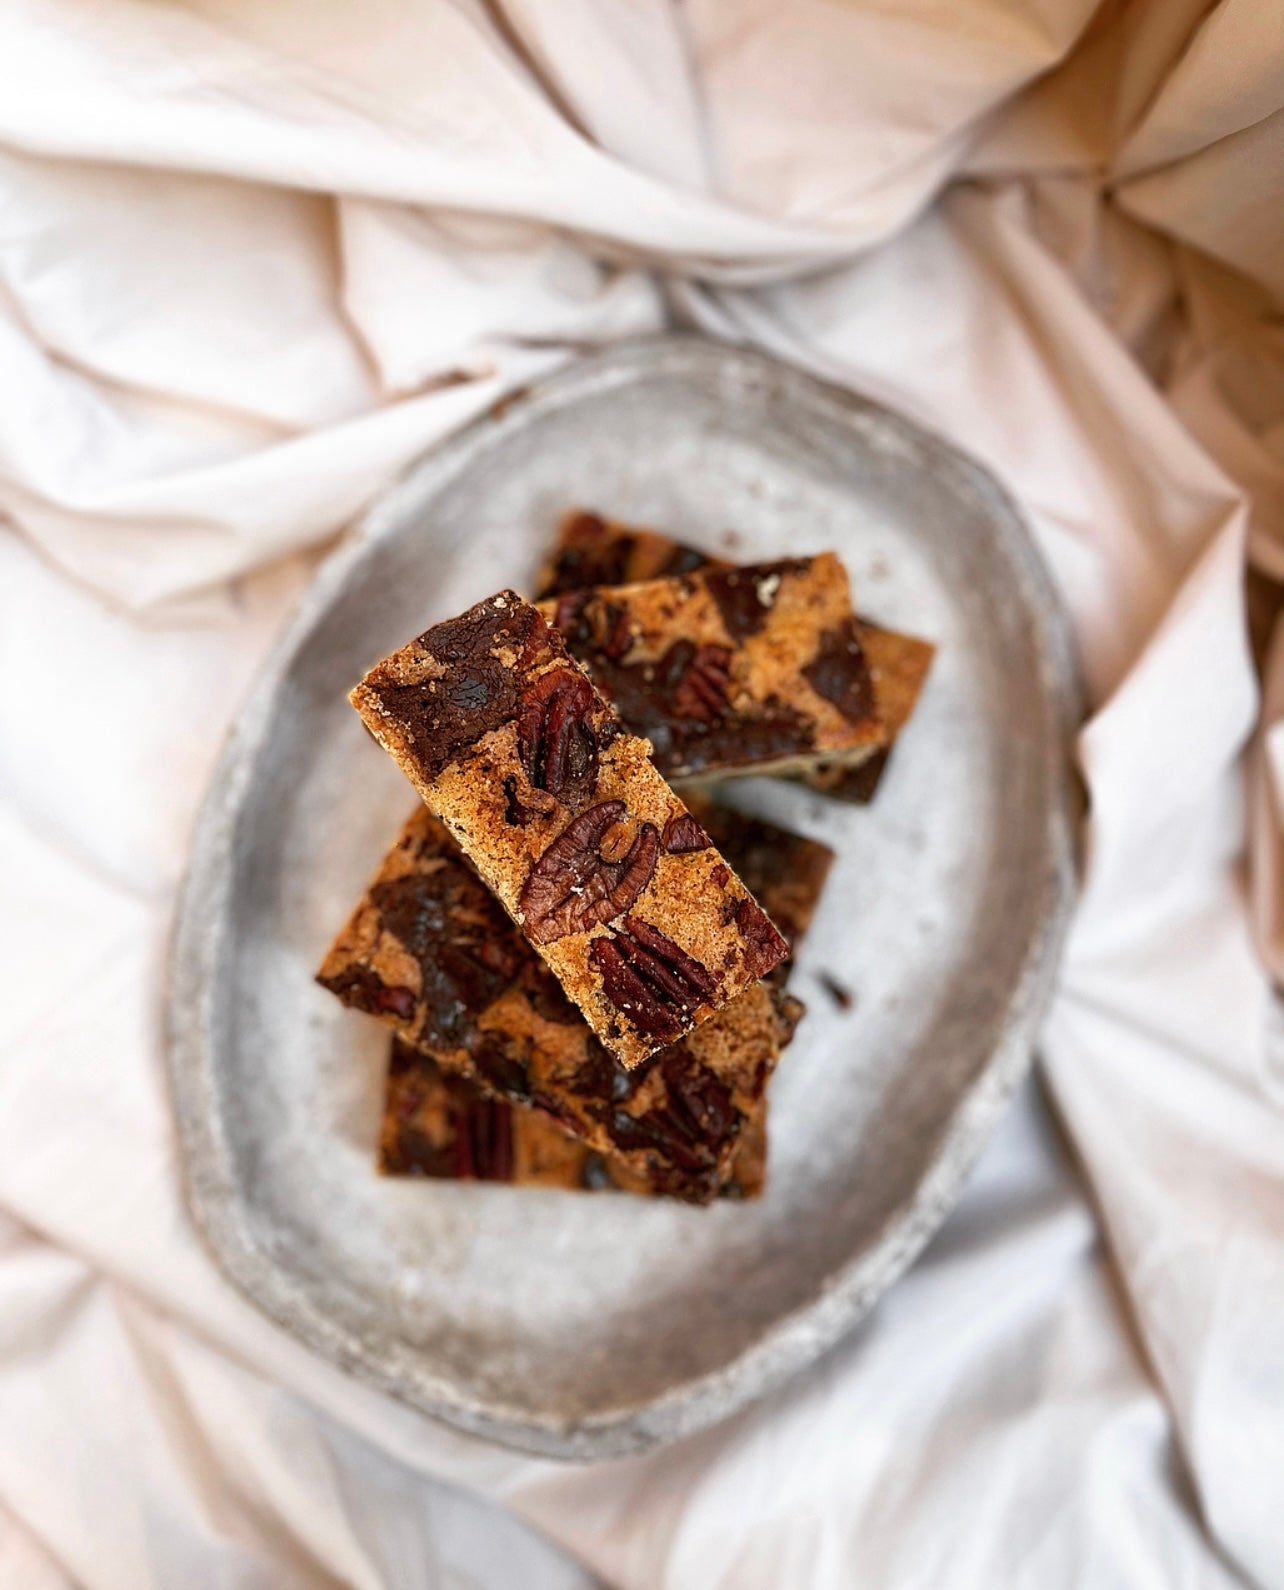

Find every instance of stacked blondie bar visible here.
[317,512,934,1204]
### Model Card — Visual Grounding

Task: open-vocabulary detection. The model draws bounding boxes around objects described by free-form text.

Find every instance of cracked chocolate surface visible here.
[536,509,713,597]
[361,597,546,781]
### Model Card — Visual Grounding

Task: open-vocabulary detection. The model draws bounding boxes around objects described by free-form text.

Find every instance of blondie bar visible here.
[538,511,934,800]
[350,594,788,1067]
[539,552,886,781]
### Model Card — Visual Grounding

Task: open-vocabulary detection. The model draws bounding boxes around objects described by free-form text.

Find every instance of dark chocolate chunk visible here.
[319,966,417,1021]
[539,512,637,596]
[366,595,556,779]
[367,872,525,1048]
[705,560,808,641]
[803,617,876,725]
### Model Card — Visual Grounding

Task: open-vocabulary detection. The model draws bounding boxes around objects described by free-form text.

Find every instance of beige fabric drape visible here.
[1,4,1281,1586]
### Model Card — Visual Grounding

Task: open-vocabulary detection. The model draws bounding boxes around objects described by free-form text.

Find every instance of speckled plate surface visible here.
[167,338,1080,1460]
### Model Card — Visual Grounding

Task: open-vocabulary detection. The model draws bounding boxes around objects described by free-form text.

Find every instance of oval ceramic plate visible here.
[168,338,1079,1460]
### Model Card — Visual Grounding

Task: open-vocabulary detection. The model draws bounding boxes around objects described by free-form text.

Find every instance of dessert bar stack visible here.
[317,511,934,1204]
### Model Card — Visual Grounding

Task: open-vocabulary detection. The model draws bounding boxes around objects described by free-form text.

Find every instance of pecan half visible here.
[608,1107,711,1173]
[596,601,633,662]
[516,667,600,805]
[669,643,732,721]
[604,1047,736,1179]
[663,811,712,854]
[455,1094,514,1181]
[660,1047,736,1144]
[519,801,660,945]
[734,895,790,980]
[552,590,592,638]
[552,592,633,660]
[590,916,719,1041]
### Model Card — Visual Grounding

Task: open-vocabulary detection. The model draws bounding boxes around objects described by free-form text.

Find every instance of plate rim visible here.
[166,334,1082,1460]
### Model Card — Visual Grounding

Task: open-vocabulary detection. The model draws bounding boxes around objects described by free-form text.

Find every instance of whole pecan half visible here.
[590,915,719,1041]
[594,601,633,662]
[607,1106,712,1174]
[519,801,660,945]
[516,667,599,805]
[659,1046,736,1143]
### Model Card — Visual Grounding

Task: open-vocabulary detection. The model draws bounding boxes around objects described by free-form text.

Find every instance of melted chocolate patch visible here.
[803,617,876,725]
[320,966,417,1021]
[538,513,636,597]
[660,543,713,578]
[822,747,889,804]
[367,865,525,1048]
[471,1031,532,1100]
[569,1035,645,1103]
[705,560,808,641]
[537,513,716,600]
[366,595,559,779]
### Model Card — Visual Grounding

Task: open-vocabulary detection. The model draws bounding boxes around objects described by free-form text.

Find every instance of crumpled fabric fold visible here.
[2,3,1281,1586]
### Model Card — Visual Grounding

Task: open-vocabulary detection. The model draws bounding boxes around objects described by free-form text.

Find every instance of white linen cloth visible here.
[1,3,1281,1586]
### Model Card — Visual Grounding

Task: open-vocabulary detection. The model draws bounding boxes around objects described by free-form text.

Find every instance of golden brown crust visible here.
[350,593,788,1068]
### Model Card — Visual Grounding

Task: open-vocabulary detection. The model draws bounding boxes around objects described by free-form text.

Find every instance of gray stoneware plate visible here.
[168,337,1080,1460]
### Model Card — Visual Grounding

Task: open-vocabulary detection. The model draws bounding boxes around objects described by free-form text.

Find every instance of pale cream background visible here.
[1,3,1281,1586]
